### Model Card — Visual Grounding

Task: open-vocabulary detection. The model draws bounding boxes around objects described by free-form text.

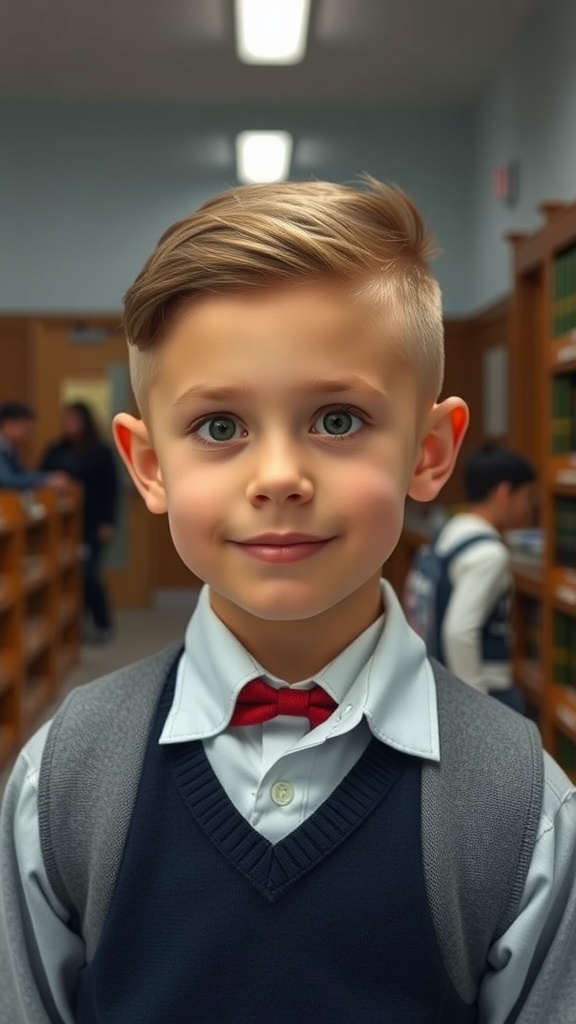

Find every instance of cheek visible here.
[165,487,218,578]
[345,466,405,540]
[165,476,216,531]
[159,465,212,548]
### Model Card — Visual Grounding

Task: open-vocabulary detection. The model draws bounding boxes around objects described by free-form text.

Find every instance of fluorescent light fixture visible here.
[236,131,293,183]
[234,0,311,65]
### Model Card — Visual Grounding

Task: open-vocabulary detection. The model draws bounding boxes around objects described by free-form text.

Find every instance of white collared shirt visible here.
[1,580,576,1024]
[159,582,438,843]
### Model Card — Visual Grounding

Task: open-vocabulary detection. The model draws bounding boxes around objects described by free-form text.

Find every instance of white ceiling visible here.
[0,0,542,107]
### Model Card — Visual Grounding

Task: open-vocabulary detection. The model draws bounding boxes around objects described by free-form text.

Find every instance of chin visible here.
[224,582,344,623]
[243,597,334,623]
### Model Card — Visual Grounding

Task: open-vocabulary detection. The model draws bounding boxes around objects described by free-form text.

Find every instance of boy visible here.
[432,444,536,711]
[1,178,575,1023]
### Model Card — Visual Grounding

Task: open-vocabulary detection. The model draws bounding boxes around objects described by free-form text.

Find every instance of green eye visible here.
[322,410,354,435]
[200,417,238,441]
[208,417,237,441]
[312,407,364,438]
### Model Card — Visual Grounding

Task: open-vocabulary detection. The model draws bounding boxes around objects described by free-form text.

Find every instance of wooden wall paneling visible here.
[440,301,511,506]
[0,318,35,466]
[508,265,546,474]
[0,318,33,406]
[441,317,474,506]
[468,297,511,449]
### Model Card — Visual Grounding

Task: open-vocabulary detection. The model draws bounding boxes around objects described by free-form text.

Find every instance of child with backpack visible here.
[404,444,535,712]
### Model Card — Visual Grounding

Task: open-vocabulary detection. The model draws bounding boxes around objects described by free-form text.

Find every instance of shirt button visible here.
[270,781,294,806]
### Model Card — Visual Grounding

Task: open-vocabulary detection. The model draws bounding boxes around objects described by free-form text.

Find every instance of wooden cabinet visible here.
[0,486,82,770]
[508,200,576,782]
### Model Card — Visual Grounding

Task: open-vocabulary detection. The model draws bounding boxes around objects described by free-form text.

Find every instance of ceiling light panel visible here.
[236,131,293,183]
[234,0,311,64]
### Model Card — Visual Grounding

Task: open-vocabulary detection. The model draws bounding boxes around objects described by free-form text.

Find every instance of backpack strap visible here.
[437,531,502,563]
[38,643,181,960]
[422,659,544,1003]
[431,532,506,663]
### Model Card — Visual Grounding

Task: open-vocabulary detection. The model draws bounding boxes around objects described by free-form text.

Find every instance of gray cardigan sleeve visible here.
[505,769,576,1022]
[0,723,82,1024]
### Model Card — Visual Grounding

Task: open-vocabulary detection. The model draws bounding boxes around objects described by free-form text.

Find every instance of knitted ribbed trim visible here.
[167,723,408,903]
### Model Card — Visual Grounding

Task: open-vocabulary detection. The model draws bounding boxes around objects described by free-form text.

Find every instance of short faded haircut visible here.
[123,176,444,412]
[463,445,536,502]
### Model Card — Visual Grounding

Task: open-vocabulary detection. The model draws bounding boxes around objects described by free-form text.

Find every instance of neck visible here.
[209,574,384,683]
[468,503,502,533]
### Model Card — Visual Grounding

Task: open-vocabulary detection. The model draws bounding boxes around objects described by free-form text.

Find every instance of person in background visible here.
[433,443,536,712]
[40,401,119,643]
[0,400,70,492]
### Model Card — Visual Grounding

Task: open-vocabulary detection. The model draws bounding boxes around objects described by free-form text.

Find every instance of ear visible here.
[112,412,167,515]
[408,397,469,502]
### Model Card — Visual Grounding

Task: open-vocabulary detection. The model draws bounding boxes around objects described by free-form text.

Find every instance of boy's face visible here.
[500,481,535,530]
[116,285,465,636]
[2,417,32,449]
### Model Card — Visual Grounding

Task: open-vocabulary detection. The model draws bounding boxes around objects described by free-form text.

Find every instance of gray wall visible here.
[470,0,576,309]
[0,102,473,313]
[1,0,575,317]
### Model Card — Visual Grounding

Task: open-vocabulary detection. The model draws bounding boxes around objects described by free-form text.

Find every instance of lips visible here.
[233,533,334,564]
[238,533,329,545]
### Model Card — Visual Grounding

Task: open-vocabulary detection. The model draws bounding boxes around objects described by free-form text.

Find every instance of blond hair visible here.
[123,176,444,411]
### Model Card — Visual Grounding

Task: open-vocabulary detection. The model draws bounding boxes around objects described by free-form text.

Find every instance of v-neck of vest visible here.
[166,735,409,903]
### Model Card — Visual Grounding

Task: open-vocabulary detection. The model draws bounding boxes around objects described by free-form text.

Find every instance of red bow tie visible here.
[230,679,338,729]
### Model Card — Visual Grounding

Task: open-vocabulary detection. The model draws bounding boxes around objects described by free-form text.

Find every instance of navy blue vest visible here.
[74,662,477,1023]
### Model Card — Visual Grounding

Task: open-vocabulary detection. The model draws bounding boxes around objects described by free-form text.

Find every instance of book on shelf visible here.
[551,373,576,453]
[552,245,576,338]
[554,497,576,568]
[553,610,576,690]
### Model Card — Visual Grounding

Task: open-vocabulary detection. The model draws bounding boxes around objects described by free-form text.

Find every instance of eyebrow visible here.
[172,376,387,406]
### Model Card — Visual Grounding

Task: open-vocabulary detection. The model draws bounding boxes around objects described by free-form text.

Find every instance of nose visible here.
[245,437,314,506]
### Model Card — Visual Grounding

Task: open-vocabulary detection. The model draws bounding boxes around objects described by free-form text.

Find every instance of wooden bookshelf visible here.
[508,200,576,769]
[511,559,543,600]
[0,486,82,770]
[510,562,544,727]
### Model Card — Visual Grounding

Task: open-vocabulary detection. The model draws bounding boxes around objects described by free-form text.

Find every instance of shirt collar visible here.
[159,580,439,762]
[443,512,499,537]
